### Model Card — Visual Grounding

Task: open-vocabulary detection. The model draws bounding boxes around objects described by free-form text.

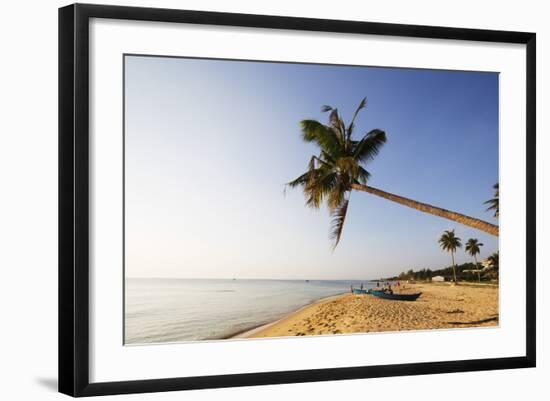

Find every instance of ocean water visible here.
[125,278,376,344]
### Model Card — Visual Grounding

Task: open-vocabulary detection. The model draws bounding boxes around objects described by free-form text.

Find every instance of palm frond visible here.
[484,183,499,217]
[307,155,317,189]
[300,120,341,155]
[488,252,499,269]
[328,108,346,142]
[356,166,371,185]
[327,178,349,210]
[438,230,462,252]
[465,238,483,256]
[335,156,359,180]
[321,105,333,113]
[320,150,336,165]
[353,129,387,163]
[329,108,339,126]
[304,169,338,209]
[330,198,349,249]
[347,97,367,138]
[286,171,310,189]
[286,169,316,198]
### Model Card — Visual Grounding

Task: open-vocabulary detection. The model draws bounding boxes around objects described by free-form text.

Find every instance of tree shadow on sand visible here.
[445,315,499,325]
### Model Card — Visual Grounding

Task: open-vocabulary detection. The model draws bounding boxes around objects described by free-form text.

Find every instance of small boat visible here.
[352,288,369,295]
[370,290,421,301]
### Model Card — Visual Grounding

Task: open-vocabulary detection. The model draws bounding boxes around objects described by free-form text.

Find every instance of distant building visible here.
[432,275,445,282]
[481,259,492,270]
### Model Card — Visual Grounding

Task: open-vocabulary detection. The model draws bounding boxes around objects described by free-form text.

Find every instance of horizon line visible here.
[125,277,385,281]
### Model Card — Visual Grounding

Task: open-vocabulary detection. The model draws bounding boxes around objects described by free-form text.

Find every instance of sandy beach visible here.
[240,283,499,338]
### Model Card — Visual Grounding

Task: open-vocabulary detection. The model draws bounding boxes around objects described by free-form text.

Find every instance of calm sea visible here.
[125,278,376,344]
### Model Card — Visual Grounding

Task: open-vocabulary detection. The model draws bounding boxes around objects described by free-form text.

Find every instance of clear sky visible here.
[124,55,499,280]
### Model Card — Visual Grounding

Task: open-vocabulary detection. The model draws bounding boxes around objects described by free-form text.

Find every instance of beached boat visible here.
[352,288,370,294]
[370,290,421,301]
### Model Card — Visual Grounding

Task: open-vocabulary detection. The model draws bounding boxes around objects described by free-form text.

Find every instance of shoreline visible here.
[236,282,499,339]
[228,293,348,339]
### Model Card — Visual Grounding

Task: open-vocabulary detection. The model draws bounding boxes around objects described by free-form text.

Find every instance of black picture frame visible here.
[59,3,536,397]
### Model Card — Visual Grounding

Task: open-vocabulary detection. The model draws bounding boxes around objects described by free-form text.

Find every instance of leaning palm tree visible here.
[465,238,484,282]
[438,230,462,283]
[287,99,499,248]
[484,183,499,217]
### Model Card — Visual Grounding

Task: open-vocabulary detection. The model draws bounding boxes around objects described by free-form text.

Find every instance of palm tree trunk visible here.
[474,255,480,282]
[351,183,499,236]
[451,251,457,283]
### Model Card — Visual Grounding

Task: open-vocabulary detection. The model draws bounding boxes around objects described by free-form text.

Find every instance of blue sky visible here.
[124,55,499,280]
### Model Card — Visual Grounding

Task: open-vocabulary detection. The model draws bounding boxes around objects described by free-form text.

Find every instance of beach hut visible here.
[432,275,445,282]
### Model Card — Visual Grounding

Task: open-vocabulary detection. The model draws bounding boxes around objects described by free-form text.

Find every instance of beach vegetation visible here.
[465,238,484,282]
[438,230,462,283]
[484,183,499,218]
[487,252,499,271]
[388,261,498,283]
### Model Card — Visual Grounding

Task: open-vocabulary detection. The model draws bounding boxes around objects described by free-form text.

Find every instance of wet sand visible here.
[240,283,499,338]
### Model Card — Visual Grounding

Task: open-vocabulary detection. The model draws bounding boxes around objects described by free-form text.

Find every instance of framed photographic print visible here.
[58,3,536,397]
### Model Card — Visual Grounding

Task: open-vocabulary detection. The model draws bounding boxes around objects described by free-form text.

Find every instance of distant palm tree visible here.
[487,252,499,271]
[287,99,498,249]
[465,238,484,282]
[484,183,499,217]
[438,230,462,283]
